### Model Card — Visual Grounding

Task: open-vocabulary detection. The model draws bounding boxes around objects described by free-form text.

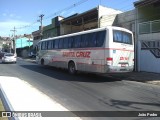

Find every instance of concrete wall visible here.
[138,5,160,22]
[136,4,160,73]
[116,10,136,31]
[98,5,122,18]
[98,5,122,28]
[139,46,160,73]
[100,14,117,27]
[138,33,160,41]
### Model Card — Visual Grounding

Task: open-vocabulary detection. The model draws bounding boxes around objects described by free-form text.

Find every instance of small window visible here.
[123,32,132,44]
[46,41,48,50]
[85,34,89,47]
[89,32,97,47]
[81,34,88,47]
[68,37,74,48]
[157,41,160,47]
[113,30,132,45]
[52,40,55,49]
[113,30,122,43]
[59,38,64,49]
[63,38,69,49]
[41,42,43,50]
[48,40,52,50]
[97,31,105,47]
[55,39,59,49]
[74,35,81,48]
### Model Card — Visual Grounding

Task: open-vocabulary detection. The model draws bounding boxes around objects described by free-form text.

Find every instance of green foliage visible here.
[2,44,10,49]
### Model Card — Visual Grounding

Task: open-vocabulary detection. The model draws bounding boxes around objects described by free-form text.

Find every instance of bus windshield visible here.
[113,30,132,45]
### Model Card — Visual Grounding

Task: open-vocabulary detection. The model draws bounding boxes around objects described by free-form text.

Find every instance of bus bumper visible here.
[105,65,134,73]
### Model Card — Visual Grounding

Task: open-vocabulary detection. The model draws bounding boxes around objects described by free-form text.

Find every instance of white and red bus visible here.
[36,26,134,74]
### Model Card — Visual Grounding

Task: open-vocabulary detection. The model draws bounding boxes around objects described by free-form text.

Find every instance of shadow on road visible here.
[18,64,160,111]
[19,65,123,83]
[106,99,160,110]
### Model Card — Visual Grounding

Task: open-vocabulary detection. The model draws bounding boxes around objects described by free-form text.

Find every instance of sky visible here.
[0,0,138,37]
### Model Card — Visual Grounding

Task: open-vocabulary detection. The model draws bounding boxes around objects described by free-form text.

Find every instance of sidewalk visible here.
[0,76,81,120]
[113,72,160,86]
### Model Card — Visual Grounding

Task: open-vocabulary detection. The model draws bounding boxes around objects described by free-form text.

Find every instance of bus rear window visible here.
[113,30,132,45]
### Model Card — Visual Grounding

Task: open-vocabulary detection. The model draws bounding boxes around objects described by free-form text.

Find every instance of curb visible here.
[0,85,18,120]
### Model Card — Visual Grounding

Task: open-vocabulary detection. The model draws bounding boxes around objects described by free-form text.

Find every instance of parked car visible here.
[2,53,17,63]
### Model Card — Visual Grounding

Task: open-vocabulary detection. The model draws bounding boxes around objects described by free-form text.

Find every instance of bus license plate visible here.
[121,64,126,67]
[120,69,127,71]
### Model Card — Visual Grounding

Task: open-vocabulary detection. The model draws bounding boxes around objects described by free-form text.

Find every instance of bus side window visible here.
[123,32,132,44]
[63,38,69,49]
[45,41,48,50]
[74,35,81,48]
[59,38,64,49]
[113,30,122,43]
[68,37,74,48]
[97,31,105,47]
[85,34,89,47]
[52,40,55,49]
[89,32,97,47]
[81,34,89,47]
[55,39,59,49]
[48,40,52,50]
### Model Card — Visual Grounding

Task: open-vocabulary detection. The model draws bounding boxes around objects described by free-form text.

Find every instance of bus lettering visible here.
[63,52,75,57]
[120,57,129,60]
[76,51,91,58]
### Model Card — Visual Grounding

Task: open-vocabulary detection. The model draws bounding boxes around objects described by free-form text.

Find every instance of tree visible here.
[2,44,9,49]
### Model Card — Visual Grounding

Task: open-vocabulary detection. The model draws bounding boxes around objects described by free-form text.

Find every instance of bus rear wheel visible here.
[68,62,76,75]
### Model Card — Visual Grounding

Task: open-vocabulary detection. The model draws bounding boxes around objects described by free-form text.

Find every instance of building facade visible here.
[32,26,42,48]
[134,0,160,73]
[43,16,63,39]
[114,0,160,73]
[60,5,122,35]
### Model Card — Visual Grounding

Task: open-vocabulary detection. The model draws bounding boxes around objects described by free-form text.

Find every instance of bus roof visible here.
[40,26,132,42]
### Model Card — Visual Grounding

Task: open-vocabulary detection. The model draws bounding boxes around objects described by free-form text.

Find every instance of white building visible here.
[114,0,160,73]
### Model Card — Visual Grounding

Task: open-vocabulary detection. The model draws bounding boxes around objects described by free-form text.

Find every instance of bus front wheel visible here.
[68,62,76,75]
[41,59,44,65]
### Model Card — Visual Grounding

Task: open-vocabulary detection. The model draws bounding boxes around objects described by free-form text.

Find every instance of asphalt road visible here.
[0,59,160,120]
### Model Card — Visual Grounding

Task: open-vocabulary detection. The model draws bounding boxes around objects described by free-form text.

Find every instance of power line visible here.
[45,0,89,20]
[13,0,156,34]
[15,0,90,30]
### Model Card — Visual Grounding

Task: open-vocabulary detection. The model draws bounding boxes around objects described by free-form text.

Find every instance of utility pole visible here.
[10,26,17,55]
[38,14,44,40]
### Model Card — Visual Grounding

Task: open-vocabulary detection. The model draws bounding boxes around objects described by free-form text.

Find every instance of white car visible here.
[2,53,17,63]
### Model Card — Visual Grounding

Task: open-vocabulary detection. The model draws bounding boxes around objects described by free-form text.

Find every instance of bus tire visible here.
[41,59,44,65]
[68,61,76,75]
